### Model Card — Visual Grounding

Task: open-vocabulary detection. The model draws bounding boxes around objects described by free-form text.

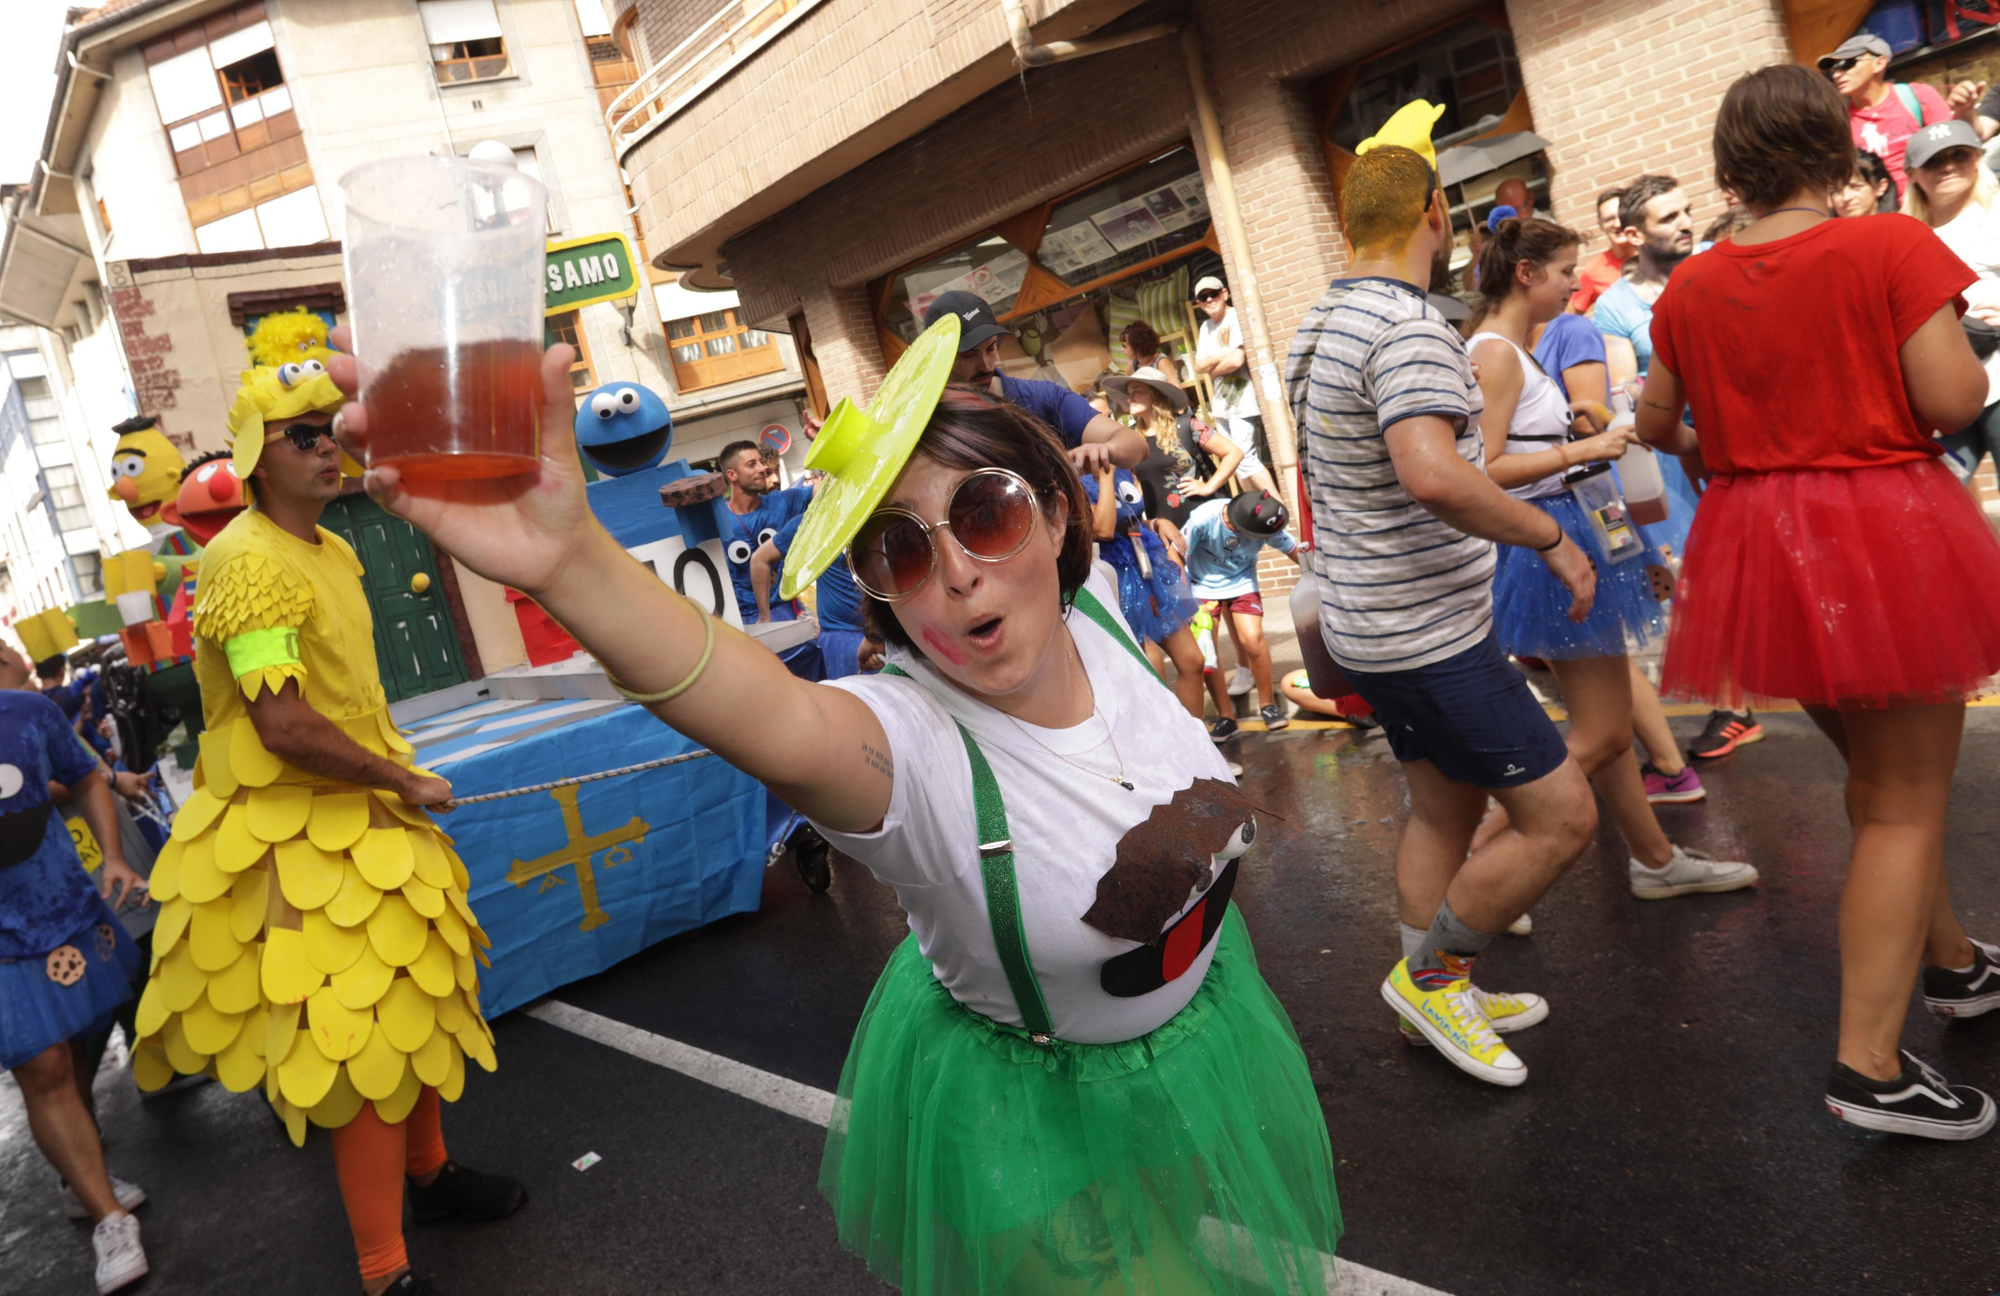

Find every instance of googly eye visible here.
[615,387,640,411]
[0,764,22,800]
[116,455,146,478]
[726,539,753,565]
[1214,818,1257,861]
[1116,479,1143,505]
[300,359,327,377]
[757,527,777,548]
[277,362,304,387]
[590,391,621,419]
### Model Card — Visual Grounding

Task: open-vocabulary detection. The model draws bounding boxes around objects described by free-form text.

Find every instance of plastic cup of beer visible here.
[339,156,548,495]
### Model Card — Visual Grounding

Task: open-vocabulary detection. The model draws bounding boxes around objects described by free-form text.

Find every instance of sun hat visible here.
[1100,365,1188,414]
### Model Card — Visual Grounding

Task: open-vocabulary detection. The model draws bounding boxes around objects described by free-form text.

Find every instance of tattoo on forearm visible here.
[862,741,893,781]
[1642,398,1675,412]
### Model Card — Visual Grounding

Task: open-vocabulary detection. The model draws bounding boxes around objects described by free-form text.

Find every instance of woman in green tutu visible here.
[327,316,1340,1294]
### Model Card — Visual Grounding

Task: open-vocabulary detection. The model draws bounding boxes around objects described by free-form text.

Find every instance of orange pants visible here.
[328,1090,448,1281]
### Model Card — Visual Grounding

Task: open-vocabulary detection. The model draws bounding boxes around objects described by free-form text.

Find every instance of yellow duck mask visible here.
[106,420,187,524]
[226,362,360,484]
[1355,99,1447,170]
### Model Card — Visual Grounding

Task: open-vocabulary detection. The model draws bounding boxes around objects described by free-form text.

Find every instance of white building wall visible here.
[83,46,200,263]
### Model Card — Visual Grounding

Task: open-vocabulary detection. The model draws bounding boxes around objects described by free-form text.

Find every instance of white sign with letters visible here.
[626,535,743,627]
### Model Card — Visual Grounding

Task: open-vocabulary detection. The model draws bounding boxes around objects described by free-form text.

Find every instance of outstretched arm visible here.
[1073,413,1147,471]
[750,540,781,623]
[327,331,895,834]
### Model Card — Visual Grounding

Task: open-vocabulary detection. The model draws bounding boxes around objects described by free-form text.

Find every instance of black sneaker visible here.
[1924,939,2000,1018]
[1688,709,1763,759]
[1824,1050,1996,1140]
[408,1161,528,1223]
[1259,702,1289,731]
[1208,716,1240,743]
[384,1276,440,1295]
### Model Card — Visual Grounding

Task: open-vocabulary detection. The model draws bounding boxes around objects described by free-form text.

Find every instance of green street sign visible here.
[545,232,639,314]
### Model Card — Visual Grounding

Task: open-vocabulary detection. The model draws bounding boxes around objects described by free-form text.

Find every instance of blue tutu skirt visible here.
[1494,492,1665,661]
[1101,530,1197,646]
[0,895,142,1071]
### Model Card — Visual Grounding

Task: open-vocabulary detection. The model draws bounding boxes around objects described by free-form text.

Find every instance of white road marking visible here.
[528,998,1456,1296]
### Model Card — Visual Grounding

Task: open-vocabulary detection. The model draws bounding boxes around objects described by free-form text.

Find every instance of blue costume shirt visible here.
[997,374,1097,448]
[1534,313,1608,398]
[771,513,864,634]
[0,691,101,957]
[724,482,813,622]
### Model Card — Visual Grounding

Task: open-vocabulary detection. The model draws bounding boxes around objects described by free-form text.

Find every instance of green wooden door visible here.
[321,494,470,702]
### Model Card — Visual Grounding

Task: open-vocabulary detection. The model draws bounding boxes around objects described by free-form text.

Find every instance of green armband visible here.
[223,626,303,679]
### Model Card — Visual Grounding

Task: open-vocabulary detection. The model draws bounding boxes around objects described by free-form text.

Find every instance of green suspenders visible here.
[872,587,1151,1042]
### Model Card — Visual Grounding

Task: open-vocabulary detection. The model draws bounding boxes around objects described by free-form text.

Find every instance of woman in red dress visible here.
[1640,63,2000,1140]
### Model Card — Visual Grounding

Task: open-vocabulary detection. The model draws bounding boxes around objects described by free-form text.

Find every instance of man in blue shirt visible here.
[719,440,813,622]
[1180,490,1302,739]
[921,291,1145,471]
[751,512,881,680]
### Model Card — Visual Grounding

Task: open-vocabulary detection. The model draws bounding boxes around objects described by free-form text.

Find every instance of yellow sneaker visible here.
[1399,985,1548,1045]
[1382,958,1528,1087]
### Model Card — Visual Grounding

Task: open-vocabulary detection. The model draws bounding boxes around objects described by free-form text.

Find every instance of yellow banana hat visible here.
[1356,99,1447,170]
[227,362,360,482]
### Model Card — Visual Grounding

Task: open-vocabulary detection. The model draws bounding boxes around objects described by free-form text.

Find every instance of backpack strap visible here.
[877,663,1056,1038]
[1895,82,1926,127]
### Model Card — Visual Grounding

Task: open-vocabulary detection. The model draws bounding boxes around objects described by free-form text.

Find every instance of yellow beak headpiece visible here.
[1356,99,1447,170]
[226,362,358,482]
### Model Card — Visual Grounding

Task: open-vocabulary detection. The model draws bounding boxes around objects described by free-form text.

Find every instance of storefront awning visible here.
[0,213,91,331]
[1437,131,1552,188]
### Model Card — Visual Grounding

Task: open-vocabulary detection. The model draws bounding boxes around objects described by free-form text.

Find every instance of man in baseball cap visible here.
[921,290,1143,471]
[1821,32,1948,197]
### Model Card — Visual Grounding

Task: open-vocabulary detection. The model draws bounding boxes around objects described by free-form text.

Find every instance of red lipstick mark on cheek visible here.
[921,626,968,666]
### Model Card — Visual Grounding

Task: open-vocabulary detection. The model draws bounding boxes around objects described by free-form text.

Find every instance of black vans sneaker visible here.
[1825,1051,1996,1140]
[408,1161,528,1222]
[1208,716,1240,743]
[1923,938,2000,1018]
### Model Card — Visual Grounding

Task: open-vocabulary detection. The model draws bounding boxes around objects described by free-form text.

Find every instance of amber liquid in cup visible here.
[365,339,542,494]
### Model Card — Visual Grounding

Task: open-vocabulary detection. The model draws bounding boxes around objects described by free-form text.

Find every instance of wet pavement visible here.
[5,708,1999,1295]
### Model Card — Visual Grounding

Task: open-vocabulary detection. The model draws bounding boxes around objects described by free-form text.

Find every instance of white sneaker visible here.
[92,1211,147,1293]
[1507,911,1534,935]
[61,1174,147,1221]
[1226,665,1254,695]
[1630,844,1759,899]
[1400,985,1549,1045]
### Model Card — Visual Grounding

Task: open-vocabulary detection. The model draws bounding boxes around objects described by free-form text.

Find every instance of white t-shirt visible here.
[817,565,1249,1044]
[1931,200,2000,408]
[1197,307,1260,421]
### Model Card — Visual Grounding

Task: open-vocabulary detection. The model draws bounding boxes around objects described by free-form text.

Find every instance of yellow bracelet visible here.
[602,599,715,705]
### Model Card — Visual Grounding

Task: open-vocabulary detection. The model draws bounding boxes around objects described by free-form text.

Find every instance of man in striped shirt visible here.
[1287,131,1598,1089]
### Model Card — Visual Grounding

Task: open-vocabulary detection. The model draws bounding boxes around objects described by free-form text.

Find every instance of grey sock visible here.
[1408,898,1494,982]
[1399,921,1426,961]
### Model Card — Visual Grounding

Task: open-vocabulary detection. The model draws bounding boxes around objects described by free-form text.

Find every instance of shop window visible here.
[885,237,1031,346]
[545,311,597,395]
[666,309,782,392]
[18,376,63,446]
[420,0,511,83]
[1326,17,1522,159]
[44,465,92,533]
[71,553,103,599]
[1037,149,1211,291]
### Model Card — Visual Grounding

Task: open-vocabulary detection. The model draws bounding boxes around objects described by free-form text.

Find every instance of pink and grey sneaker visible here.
[1641,761,1705,804]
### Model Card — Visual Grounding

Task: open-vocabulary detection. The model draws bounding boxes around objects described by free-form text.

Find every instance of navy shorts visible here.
[1341,632,1567,789]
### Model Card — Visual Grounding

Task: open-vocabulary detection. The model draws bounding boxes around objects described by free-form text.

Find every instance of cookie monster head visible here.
[575,382,673,476]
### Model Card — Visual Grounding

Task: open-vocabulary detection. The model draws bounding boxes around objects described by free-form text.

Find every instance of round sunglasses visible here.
[848,467,1042,602]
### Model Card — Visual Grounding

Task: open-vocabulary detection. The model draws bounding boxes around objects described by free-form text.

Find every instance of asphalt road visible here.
[5,708,1999,1296]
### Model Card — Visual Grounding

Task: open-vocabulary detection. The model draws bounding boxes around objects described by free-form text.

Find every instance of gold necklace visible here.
[1004,635,1133,791]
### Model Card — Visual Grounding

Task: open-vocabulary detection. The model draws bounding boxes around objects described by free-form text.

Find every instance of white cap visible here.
[1193,275,1226,296]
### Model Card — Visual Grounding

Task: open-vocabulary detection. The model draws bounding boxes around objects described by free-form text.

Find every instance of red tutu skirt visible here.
[1661,459,2000,709]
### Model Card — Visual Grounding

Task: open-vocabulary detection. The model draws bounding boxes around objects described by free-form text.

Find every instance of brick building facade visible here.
[609,0,1849,578]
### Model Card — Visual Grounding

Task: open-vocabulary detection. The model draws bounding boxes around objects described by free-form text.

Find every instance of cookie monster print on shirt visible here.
[0,691,101,957]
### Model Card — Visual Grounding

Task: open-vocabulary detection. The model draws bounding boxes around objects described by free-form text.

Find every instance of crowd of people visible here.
[10,33,2000,1296]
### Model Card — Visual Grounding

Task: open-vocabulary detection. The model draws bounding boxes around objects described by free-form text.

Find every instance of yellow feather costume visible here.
[131,374,493,1144]
[246,307,335,370]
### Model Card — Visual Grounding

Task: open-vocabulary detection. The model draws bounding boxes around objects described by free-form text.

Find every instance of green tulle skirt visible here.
[820,906,1341,1295]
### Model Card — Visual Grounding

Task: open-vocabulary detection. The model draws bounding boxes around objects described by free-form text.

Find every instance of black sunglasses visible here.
[265,422,336,453]
[1822,56,1867,75]
[1195,289,1223,303]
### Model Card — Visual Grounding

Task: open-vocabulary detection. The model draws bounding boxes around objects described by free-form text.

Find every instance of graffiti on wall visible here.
[106,262,192,453]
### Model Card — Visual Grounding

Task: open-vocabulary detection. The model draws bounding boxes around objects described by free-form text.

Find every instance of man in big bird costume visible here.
[130,362,524,1296]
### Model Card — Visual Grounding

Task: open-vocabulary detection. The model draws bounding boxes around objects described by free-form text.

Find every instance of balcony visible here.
[610,0,1152,290]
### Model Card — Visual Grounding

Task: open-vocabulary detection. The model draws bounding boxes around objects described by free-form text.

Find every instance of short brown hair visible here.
[1477,216,1583,307]
[1342,145,1437,251]
[861,385,1093,654]
[1120,320,1161,356]
[1618,175,1680,234]
[1714,63,1854,210]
